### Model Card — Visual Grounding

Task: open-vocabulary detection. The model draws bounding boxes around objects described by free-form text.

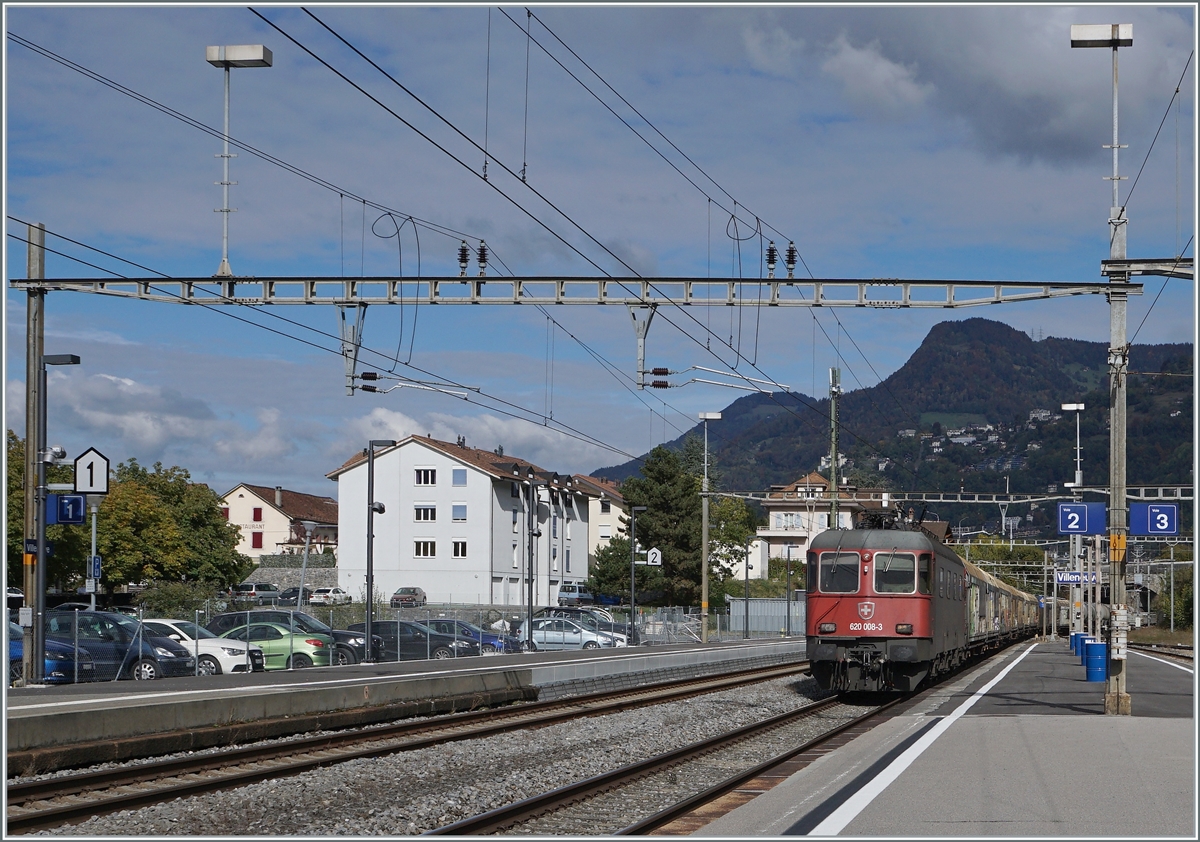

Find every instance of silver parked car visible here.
[529,617,617,651]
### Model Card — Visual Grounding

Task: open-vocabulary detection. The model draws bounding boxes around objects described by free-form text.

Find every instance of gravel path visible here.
[31,674,835,836]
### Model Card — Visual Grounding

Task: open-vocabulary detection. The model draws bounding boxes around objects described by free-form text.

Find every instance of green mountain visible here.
[592,318,1193,503]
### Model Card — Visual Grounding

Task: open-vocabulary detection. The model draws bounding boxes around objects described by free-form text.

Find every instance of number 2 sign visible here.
[1057,503,1107,535]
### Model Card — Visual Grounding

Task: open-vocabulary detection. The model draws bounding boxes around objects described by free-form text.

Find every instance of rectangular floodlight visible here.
[206,45,273,68]
[1070,24,1132,48]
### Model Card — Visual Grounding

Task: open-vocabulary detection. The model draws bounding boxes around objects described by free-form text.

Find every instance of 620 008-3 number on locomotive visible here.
[805,510,1041,693]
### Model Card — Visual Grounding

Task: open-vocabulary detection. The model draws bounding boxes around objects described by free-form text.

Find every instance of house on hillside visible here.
[327,436,591,606]
[572,475,627,566]
[755,472,884,562]
[220,484,339,560]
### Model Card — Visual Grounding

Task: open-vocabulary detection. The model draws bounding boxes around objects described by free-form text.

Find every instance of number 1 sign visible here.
[73,448,110,495]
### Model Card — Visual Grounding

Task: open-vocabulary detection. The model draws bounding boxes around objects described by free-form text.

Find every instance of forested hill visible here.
[591,318,1192,494]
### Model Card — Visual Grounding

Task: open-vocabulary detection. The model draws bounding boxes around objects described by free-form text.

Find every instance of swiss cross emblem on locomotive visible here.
[857,602,876,620]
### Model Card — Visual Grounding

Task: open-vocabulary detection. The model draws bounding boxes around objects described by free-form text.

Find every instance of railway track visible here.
[6,659,809,834]
[427,696,902,836]
[1129,642,1194,662]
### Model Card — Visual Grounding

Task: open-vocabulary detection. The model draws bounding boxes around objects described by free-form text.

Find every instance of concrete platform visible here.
[5,639,805,756]
[699,641,1195,837]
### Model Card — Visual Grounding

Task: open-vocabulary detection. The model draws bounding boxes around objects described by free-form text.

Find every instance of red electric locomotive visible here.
[806,522,1040,693]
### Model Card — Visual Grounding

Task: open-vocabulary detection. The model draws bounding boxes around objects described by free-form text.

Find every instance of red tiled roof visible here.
[326,435,582,492]
[233,484,338,525]
[573,475,625,503]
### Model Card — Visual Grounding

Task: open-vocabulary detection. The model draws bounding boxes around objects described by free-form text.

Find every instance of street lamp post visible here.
[630,506,647,633]
[785,543,797,637]
[1062,403,1085,637]
[364,439,395,663]
[699,412,721,643]
[296,518,317,616]
[206,44,272,277]
[525,467,544,651]
[743,537,752,639]
[33,353,80,684]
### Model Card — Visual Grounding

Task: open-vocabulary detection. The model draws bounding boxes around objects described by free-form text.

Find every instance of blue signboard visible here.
[1130,503,1179,536]
[46,494,86,525]
[90,556,102,579]
[1057,502,1107,535]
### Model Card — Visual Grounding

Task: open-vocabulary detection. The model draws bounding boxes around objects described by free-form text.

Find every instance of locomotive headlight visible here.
[895,623,913,635]
[818,622,837,634]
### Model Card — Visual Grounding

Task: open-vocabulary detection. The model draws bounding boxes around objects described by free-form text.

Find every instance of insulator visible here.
[457,241,470,272]
[785,241,798,269]
[651,367,670,376]
[361,384,378,393]
[766,241,778,267]
[360,371,379,381]
[650,380,670,389]
[477,240,489,275]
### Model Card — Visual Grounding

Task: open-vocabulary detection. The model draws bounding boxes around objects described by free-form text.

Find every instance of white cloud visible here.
[821,34,934,116]
[742,25,806,78]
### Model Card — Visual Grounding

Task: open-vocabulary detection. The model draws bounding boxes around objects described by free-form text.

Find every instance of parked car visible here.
[7,587,24,608]
[414,618,523,654]
[277,587,315,607]
[205,610,381,665]
[523,606,635,645]
[390,587,427,608]
[347,620,479,660]
[142,618,264,675]
[557,583,594,606]
[231,583,280,605]
[527,617,617,651]
[44,610,196,680]
[48,601,93,611]
[8,620,94,684]
[309,587,352,606]
[217,622,333,670]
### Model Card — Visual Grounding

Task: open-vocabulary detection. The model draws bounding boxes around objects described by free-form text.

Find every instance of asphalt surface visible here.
[699,641,1195,837]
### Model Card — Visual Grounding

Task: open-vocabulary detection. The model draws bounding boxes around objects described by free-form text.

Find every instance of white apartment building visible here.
[571,475,627,566]
[221,484,339,560]
[327,436,591,607]
[755,472,882,562]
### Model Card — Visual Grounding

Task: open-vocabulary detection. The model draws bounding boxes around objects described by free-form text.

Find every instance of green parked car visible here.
[218,622,333,669]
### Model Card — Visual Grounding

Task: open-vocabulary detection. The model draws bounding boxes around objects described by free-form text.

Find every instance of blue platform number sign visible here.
[46,494,86,525]
[1057,502,1106,535]
[1130,503,1178,536]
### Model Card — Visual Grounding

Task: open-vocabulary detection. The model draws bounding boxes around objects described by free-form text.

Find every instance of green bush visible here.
[134,580,228,617]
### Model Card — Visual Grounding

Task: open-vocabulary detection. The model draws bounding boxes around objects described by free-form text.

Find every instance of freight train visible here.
[805,520,1041,693]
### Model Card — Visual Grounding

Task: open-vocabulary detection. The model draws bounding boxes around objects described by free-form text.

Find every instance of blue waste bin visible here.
[1080,636,1093,665]
[1084,640,1108,681]
[1070,632,1080,654]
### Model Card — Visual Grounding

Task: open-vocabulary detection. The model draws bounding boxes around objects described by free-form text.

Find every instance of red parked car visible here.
[390,587,427,608]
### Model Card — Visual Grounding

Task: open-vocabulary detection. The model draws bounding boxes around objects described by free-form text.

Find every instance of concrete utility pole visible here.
[22,223,44,684]
[829,368,841,527]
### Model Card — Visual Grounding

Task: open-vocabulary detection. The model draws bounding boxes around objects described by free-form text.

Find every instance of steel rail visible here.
[616,695,909,835]
[425,695,860,835]
[5,659,808,834]
[1128,643,1193,661]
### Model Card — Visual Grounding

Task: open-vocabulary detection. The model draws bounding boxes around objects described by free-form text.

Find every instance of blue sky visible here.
[4,4,1195,496]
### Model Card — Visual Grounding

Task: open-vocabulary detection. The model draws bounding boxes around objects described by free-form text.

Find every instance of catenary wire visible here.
[1120,50,1194,216]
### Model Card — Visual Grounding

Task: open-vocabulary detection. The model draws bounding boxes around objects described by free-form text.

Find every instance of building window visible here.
[565,514,571,540]
[552,546,558,571]
[453,541,467,559]
[415,541,436,558]
[511,482,520,498]
[552,514,558,539]
[600,500,611,514]
[599,524,611,539]
[512,543,519,569]
[452,468,467,487]
[566,548,572,573]
[452,504,467,522]
[252,507,263,521]
[415,468,436,486]
[251,532,263,549]
[415,506,436,522]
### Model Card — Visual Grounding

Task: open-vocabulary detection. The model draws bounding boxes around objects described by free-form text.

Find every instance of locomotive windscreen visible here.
[818,552,859,593]
[874,552,916,593]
